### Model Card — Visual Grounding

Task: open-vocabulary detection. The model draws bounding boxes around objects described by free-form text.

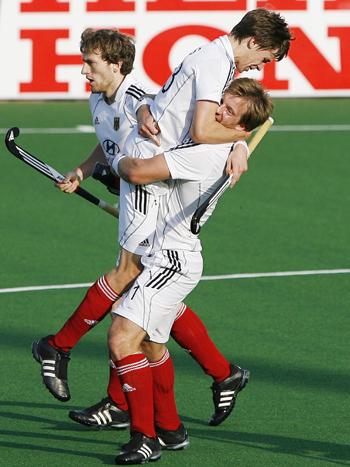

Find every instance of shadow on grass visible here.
[180,417,350,466]
[0,400,349,466]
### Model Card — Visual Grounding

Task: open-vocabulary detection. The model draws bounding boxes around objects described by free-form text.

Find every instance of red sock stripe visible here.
[149,349,170,368]
[97,276,120,301]
[174,302,186,321]
[116,357,149,376]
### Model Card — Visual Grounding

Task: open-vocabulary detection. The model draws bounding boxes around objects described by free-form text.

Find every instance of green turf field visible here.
[0,99,349,466]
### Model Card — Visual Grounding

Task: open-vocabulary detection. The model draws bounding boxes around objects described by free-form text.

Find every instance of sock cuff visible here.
[115,354,149,376]
[149,349,170,368]
[174,302,187,321]
[97,275,120,301]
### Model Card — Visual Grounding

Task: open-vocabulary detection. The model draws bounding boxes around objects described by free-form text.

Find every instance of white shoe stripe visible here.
[137,449,148,459]
[220,390,235,395]
[42,359,56,364]
[218,402,232,407]
[220,397,234,401]
[92,414,102,425]
[104,410,112,423]
[43,372,56,377]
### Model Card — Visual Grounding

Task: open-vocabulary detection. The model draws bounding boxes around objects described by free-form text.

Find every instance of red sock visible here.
[171,304,231,383]
[50,276,120,352]
[107,361,128,411]
[115,353,155,438]
[150,349,180,431]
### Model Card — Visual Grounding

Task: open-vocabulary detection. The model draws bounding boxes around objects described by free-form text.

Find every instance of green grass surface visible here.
[0,99,350,466]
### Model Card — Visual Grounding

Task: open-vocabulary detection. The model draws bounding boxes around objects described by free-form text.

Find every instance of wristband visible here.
[233,140,249,157]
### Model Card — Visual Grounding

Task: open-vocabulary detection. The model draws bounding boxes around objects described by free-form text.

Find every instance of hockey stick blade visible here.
[190,117,274,234]
[4,127,119,218]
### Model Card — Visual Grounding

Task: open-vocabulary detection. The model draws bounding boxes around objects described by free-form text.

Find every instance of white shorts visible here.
[118,179,161,256]
[118,134,168,256]
[112,249,203,343]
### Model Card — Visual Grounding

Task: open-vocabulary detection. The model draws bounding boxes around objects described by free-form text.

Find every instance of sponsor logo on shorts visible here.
[139,238,150,247]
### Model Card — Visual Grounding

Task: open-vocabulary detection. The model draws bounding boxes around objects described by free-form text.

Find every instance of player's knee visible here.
[142,342,166,362]
[108,330,129,361]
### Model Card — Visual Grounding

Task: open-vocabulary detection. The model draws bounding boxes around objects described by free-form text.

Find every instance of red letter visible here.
[256,0,306,9]
[20,0,69,12]
[260,61,289,90]
[324,0,350,9]
[86,0,134,11]
[288,27,350,89]
[147,0,245,10]
[143,25,225,86]
[20,30,81,93]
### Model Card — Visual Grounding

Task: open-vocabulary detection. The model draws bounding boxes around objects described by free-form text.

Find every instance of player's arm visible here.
[118,154,170,185]
[190,100,249,144]
[57,143,106,193]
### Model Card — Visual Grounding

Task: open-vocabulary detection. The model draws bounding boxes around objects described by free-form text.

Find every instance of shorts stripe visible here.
[135,185,147,214]
[146,250,182,289]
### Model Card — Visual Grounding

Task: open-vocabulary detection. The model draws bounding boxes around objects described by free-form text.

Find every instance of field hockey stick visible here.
[4,127,119,218]
[190,116,274,234]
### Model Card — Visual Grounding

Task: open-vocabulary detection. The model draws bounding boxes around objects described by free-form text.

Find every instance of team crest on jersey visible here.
[114,117,120,131]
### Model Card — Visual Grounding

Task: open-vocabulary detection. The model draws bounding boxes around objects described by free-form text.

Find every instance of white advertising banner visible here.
[1,0,350,99]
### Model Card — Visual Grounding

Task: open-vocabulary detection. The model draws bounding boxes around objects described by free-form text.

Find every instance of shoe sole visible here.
[69,412,129,429]
[158,438,190,451]
[31,341,70,402]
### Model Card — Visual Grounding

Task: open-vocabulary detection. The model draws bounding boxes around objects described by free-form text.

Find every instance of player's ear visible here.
[112,61,122,73]
[247,37,257,49]
[235,123,246,132]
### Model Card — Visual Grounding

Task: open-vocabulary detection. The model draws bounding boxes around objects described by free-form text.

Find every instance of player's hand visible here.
[137,105,161,146]
[225,143,249,188]
[55,170,82,193]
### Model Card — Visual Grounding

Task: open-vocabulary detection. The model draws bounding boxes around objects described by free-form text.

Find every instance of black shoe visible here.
[156,423,189,450]
[116,432,161,465]
[209,364,250,426]
[69,397,130,429]
[32,335,71,402]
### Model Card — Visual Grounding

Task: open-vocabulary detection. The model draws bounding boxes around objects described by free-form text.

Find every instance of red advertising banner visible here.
[2,0,350,98]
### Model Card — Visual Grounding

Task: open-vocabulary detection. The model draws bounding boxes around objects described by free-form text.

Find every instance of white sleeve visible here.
[194,58,228,104]
[164,145,216,181]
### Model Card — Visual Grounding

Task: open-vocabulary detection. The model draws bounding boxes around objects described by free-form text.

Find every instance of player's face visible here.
[235,39,277,73]
[215,94,248,129]
[81,50,120,95]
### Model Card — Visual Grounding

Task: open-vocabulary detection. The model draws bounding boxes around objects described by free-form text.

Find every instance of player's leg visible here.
[109,315,161,465]
[171,304,249,426]
[32,248,143,402]
[143,341,189,451]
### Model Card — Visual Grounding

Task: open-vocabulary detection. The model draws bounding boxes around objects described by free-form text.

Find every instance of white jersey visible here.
[150,35,235,149]
[89,73,150,166]
[154,141,233,252]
